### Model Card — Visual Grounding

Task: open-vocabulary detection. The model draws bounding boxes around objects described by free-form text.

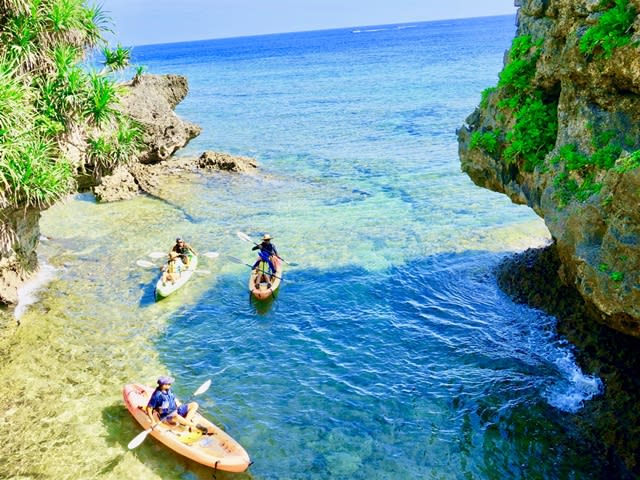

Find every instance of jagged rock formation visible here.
[196,151,258,172]
[1,74,201,304]
[116,74,202,164]
[0,208,40,305]
[458,0,640,337]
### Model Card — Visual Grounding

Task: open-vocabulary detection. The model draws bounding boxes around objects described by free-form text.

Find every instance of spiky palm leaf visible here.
[102,43,130,72]
[83,71,118,126]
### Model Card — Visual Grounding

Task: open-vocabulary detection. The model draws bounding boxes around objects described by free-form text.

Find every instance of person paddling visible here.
[252,249,276,288]
[251,233,278,258]
[172,237,198,266]
[144,376,212,434]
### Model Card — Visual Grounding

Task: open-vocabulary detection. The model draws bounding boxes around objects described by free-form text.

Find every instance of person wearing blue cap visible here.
[144,376,210,434]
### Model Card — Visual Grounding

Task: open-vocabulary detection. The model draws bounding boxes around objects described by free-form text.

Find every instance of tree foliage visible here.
[0,0,140,209]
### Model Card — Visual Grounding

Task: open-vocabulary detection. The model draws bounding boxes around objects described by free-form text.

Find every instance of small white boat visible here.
[155,255,198,300]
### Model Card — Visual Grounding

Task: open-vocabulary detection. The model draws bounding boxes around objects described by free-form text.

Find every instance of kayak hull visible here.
[122,383,251,473]
[249,256,282,300]
[155,255,198,299]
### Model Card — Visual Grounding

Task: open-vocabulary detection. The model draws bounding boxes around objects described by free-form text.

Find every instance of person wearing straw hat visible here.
[161,251,182,286]
[251,233,278,258]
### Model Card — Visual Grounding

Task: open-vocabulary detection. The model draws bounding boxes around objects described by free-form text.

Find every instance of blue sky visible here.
[104,0,517,46]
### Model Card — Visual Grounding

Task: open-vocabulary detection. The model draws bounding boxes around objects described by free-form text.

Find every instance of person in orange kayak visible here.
[144,376,211,434]
[172,237,198,266]
[161,252,182,286]
[252,233,278,258]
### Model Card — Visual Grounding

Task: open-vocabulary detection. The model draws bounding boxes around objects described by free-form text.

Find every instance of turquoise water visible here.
[8,15,613,480]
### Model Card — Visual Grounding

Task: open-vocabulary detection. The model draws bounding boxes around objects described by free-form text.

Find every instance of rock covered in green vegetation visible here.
[458,0,640,337]
[0,1,201,304]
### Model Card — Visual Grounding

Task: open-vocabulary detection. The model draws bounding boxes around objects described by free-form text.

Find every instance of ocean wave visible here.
[15,258,57,321]
[351,28,388,34]
[544,349,604,413]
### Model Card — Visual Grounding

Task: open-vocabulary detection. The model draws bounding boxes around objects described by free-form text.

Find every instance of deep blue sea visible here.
[24,14,609,480]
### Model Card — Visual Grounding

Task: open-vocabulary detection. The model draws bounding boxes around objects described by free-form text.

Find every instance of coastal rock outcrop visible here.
[458,0,640,337]
[196,151,258,172]
[117,74,202,164]
[0,208,40,305]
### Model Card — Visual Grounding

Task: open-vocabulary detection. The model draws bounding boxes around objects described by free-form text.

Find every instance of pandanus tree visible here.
[0,0,141,209]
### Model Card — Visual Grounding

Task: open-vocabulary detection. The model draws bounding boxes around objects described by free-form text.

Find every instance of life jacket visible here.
[150,389,177,418]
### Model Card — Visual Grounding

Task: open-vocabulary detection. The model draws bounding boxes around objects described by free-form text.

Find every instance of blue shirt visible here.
[252,242,278,256]
[147,388,178,418]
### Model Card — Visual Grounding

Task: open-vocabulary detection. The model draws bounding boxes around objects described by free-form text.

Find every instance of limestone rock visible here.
[196,151,258,172]
[93,166,139,202]
[117,74,202,164]
[458,0,640,337]
[0,207,40,306]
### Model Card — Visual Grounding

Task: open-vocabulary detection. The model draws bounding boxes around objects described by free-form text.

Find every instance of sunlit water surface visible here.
[0,15,609,480]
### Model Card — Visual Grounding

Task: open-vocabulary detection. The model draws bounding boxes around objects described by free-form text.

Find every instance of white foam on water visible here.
[544,349,603,413]
[14,260,57,320]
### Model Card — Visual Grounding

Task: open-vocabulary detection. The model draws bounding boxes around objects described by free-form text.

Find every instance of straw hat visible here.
[262,234,272,241]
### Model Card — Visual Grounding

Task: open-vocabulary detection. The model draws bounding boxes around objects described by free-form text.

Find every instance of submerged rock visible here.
[93,166,139,202]
[458,0,640,337]
[196,151,258,172]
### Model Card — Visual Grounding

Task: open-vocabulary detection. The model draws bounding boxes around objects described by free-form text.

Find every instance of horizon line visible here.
[118,13,515,49]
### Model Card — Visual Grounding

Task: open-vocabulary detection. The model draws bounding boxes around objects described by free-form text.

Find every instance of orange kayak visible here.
[249,256,283,300]
[122,383,251,473]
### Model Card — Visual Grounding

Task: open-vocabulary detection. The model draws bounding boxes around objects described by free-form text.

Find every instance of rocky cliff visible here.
[0,74,200,305]
[458,0,640,337]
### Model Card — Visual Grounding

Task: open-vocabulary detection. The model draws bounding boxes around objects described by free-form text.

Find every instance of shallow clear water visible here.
[0,15,609,480]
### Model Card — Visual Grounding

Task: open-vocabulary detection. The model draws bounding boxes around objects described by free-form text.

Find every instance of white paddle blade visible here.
[136,260,155,268]
[128,428,152,449]
[236,231,252,243]
[226,255,244,265]
[194,379,212,396]
[203,252,220,259]
[149,252,166,259]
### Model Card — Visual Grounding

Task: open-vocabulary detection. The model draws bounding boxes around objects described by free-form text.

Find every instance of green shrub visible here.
[469,130,501,154]
[503,95,557,171]
[552,144,590,169]
[592,142,622,169]
[610,271,624,282]
[614,150,640,173]
[480,87,497,109]
[86,117,142,177]
[498,35,543,108]
[579,0,637,58]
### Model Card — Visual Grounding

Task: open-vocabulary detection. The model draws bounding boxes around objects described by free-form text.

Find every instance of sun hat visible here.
[157,376,174,385]
[262,234,272,241]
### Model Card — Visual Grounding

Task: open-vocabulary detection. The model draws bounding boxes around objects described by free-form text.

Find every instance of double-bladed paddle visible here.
[227,255,283,281]
[127,379,212,450]
[236,231,297,266]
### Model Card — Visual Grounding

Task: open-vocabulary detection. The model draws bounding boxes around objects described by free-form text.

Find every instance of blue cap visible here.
[157,376,174,385]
